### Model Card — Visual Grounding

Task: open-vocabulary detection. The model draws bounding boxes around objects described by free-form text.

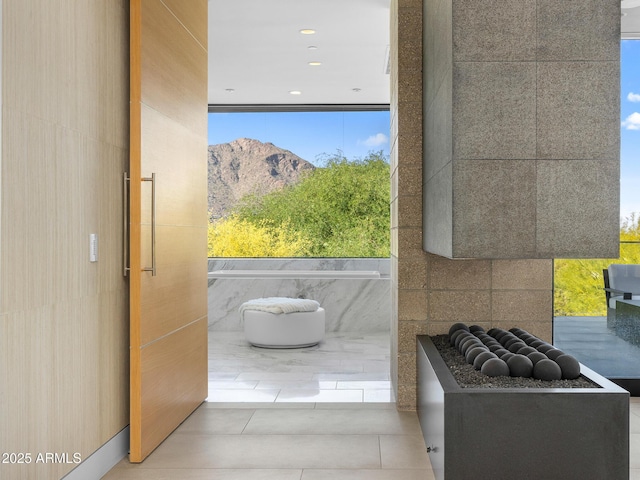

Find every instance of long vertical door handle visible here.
[142,173,157,276]
[123,172,130,277]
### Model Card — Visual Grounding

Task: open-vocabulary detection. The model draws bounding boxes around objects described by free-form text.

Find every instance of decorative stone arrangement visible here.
[449,323,580,381]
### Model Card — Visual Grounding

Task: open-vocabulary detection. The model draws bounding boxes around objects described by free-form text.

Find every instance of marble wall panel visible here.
[207,259,391,333]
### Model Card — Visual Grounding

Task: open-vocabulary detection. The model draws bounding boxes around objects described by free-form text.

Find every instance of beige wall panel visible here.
[136,317,208,461]
[1,0,129,477]
[141,0,208,134]
[1,294,128,479]
[161,0,208,49]
[141,105,208,227]
[139,225,208,345]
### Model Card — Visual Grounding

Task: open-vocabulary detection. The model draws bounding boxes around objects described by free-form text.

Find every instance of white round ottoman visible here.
[241,302,325,348]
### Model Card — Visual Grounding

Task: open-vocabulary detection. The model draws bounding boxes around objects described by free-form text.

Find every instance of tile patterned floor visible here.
[102,327,640,479]
[103,398,640,479]
[207,331,393,403]
[103,403,435,480]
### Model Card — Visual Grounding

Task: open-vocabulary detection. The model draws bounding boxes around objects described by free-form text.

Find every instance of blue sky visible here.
[209,43,640,221]
[621,40,640,222]
[208,110,390,166]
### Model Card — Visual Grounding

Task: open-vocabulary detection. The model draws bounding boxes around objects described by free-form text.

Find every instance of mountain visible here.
[208,138,316,220]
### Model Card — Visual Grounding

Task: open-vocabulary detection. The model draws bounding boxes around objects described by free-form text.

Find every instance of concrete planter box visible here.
[417,336,629,480]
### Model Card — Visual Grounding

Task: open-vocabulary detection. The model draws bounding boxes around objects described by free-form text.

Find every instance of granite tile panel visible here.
[398,6,423,45]
[398,70,423,104]
[398,100,423,137]
[424,0,452,110]
[428,290,492,322]
[537,62,619,160]
[428,257,491,290]
[398,290,428,322]
[423,72,453,182]
[398,260,428,290]
[452,160,537,258]
[398,165,423,197]
[491,290,553,325]
[453,62,536,160]
[398,40,423,73]
[423,163,453,257]
[397,228,427,260]
[491,259,553,291]
[537,0,620,61]
[428,322,459,336]
[492,321,552,343]
[398,321,429,353]
[397,195,423,228]
[396,383,418,411]
[536,160,620,258]
[398,129,424,166]
[453,0,536,62]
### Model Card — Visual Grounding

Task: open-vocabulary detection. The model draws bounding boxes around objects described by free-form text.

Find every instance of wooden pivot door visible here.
[129,0,209,462]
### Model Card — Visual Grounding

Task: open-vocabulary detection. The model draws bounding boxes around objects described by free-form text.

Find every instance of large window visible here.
[553,41,640,318]
[207,109,391,258]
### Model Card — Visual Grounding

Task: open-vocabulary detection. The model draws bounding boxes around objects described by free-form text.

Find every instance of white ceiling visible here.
[208,1,640,107]
[622,1,640,38]
[208,0,391,106]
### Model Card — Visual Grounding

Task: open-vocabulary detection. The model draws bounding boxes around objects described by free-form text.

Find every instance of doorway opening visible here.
[205,108,393,403]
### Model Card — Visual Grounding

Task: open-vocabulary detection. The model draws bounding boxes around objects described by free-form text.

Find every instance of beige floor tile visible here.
[631,409,640,434]
[242,408,422,435]
[631,468,640,480]
[203,401,315,409]
[275,389,363,402]
[379,435,431,470]
[315,402,396,410]
[301,469,435,480]
[207,389,279,402]
[632,434,640,469]
[255,380,337,390]
[364,389,395,402]
[175,407,255,435]
[137,433,381,470]
[102,468,304,479]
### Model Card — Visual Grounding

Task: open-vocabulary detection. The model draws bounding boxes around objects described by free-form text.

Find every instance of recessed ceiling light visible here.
[308,45,318,50]
[289,90,302,95]
[299,29,316,35]
[352,88,362,92]
[308,61,322,66]
[225,88,235,93]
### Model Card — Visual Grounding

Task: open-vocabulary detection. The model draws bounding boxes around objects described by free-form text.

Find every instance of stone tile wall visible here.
[423,0,620,259]
[389,0,608,410]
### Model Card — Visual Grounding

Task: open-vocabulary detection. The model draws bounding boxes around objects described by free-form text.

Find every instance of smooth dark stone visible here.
[473,351,497,370]
[481,358,510,377]
[466,346,488,365]
[545,349,565,361]
[508,341,527,353]
[533,359,562,381]
[527,351,548,365]
[556,354,581,380]
[449,322,470,337]
[507,354,534,378]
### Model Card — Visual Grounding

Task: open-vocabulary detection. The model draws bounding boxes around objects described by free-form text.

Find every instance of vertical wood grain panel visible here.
[0,1,129,478]
[138,318,207,460]
[130,0,208,462]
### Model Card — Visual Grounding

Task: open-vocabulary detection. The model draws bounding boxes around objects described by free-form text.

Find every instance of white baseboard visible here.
[62,426,129,480]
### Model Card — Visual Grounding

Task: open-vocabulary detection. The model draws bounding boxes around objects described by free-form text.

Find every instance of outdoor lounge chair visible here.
[603,264,640,327]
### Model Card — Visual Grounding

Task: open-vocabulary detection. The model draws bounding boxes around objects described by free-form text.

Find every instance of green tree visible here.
[232,151,390,257]
[208,216,310,257]
[554,213,640,316]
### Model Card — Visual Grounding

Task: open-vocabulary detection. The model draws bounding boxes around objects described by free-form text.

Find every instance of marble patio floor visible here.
[207,330,393,403]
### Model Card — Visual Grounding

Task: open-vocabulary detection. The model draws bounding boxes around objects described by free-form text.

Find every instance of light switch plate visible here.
[90,234,98,262]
